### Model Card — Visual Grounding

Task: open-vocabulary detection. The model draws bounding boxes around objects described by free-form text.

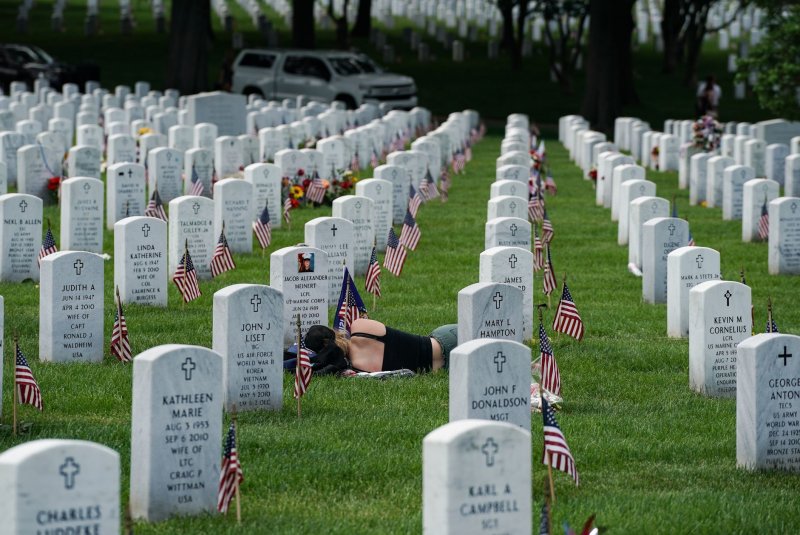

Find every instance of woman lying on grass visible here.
[304,319,458,375]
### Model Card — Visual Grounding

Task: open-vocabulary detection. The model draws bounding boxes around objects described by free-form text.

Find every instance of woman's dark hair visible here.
[304,325,347,374]
[304,325,336,352]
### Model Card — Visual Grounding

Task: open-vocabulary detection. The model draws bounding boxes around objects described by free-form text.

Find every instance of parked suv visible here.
[232,49,417,110]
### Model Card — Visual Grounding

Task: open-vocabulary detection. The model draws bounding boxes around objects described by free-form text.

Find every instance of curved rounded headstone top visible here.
[168,195,215,279]
[737,333,800,472]
[667,246,721,338]
[423,419,531,535]
[115,216,168,307]
[0,193,42,282]
[485,217,531,251]
[0,439,120,534]
[642,217,689,304]
[490,179,527,200]
[495,164,529,183]
[304,216,354,304]
[130,344,223,522]
[768,196,800,274]
[213,177,254,254]
[60,176,104,253]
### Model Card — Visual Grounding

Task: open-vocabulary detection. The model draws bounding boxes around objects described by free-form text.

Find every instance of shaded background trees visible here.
[166,0,213,94]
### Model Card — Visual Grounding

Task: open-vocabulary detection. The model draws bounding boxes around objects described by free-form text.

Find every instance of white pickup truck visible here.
[231,48,417,110]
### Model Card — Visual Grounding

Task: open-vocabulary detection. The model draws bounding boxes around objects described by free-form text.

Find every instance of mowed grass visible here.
[1,134,800,533]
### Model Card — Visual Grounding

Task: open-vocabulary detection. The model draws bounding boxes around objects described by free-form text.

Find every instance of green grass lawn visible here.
[1,133,799,533]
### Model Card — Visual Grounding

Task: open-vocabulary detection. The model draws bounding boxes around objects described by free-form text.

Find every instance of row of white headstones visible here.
[0,107,507,530]
[561,113,800,475]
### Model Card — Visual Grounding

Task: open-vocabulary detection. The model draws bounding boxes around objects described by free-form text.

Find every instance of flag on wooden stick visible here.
[144,189,168,221]
[217,420,244,513]
[15,339,43,411]
[553,278,585,341]
[38,219,58,266]
[173,241,201,303]
[210,224,235,277]
[110,286,132,362]
[542,396,579,485]
[253,204,272,249]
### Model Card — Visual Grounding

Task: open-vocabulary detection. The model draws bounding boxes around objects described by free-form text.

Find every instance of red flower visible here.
[47,177,61,191]
[302,178,311,188]
[341,181,351,189]
[290,198,300,208]
[297,168,305,177]
[589,169,597,182]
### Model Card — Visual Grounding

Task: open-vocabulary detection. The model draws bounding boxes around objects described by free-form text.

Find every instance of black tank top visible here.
[350,326,433,372]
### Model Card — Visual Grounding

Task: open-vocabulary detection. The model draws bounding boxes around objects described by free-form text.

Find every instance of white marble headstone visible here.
[768,197,800,274]
[67,145,102,179]
[611,164,645,222]
[423,420,531,535]
[243,162,282,226]
[705,156,734,208]
[355,178,392,251]
[373,164,410,225]
[168,196,215,279]
[457,282,524,344]
[742,179,779,242]
[722,165,755,220]
[642,217,689,304]
[737,333,800,472]
[667,246,721,338]
[450,339,532,430]
[485,217,530,250]
[0,439,119,534]
[689,280,751,397]
[689,152,711,206]
[0,193,42,281]
[184,148,214,198]
[148,147,183,204]
[213,284,284,412]
[628,196,670,270]
[130,345,223,521]
[305,217,354,305]
[39,251,104,362]
[618,180,656,245]
[270,246,329,345]
[213,178,253,253]
[107,162,146,229]
[479,246,533,341]
[332,195,375,275]
[60,177,104,253]
[115,216,168,306]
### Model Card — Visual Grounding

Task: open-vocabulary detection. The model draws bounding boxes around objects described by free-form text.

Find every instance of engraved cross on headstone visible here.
[141,223,150,237]
[19,200,27,212]
[481,437,499,467]
[724,290,732,306]
[508,254,518,269]
[330,224,338,237]
[251,294,261,313]
[778,346,793,366]
[192,202,200,215]
[59,457,80,490]
[509,223,518,237]
[695,254,704,269]
[494,352,507,373]
[493,292,503,309]
[668,222,676,236]
[127,168,133,178]
[83,182,91,193]
[181,357,196,381]
[73,259,83,275]
[509,201,517,212]
[792,202,798,214]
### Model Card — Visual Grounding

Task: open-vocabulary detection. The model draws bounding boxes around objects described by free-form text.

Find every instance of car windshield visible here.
[328,57,363,76]
[6,45,53,65]
[355,56,382,73]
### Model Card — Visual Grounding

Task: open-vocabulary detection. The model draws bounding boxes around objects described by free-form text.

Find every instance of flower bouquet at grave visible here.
[651,145,660,170]
[47,176,61,202]
[588,166,598,184]
[326,170,358,203]
[692,114,723,152]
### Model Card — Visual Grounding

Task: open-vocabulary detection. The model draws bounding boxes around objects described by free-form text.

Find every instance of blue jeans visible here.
[429,324,458,369]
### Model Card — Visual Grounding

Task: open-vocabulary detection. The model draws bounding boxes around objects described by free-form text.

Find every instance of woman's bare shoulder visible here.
[350,318,386,335]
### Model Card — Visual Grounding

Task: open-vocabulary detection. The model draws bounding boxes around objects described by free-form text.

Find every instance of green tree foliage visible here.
[737,4,800,119]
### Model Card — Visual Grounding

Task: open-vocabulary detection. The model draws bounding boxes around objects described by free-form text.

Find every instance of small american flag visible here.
[145,189,168,221]
[370,149,380,168]
[110,292,132,363]
[533,227,544,272]
[408,184,422,218]
[384,228,408,277]
[253,204,272,249]
[400,211,421,251]
[419,168,439,201]
[189,165,204,196]
[539,322,561,396]
[529,194,544,224]
[365,245,381,297]
[283,196,292,224]
[16,342,43,411]
[306,174,327,204]
[210,228,235,277]
[544,174,557,195]
[766,300,779,333]
[38,225,58,266]
[217,421,244,513]
[334,267,368,334]
[452,150,466,174]
[294,346,313,398]
[543,246,557,296]
[542,396,578,485]
[688,228,696,246]
[542,210,554,244]
[173,247,201,303]
[465,144,473,162]
[758,198,769,241]
[350,151,360,172]
[553,281,585,341]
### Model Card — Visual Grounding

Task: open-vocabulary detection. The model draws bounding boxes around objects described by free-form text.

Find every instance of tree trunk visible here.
[167,0,212,94]
[661,0,681,73]
[498,1,516,52]
[581,0,638,133]
[293,0,316,49]
[682,5,710,87]
[351,0,371,38]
